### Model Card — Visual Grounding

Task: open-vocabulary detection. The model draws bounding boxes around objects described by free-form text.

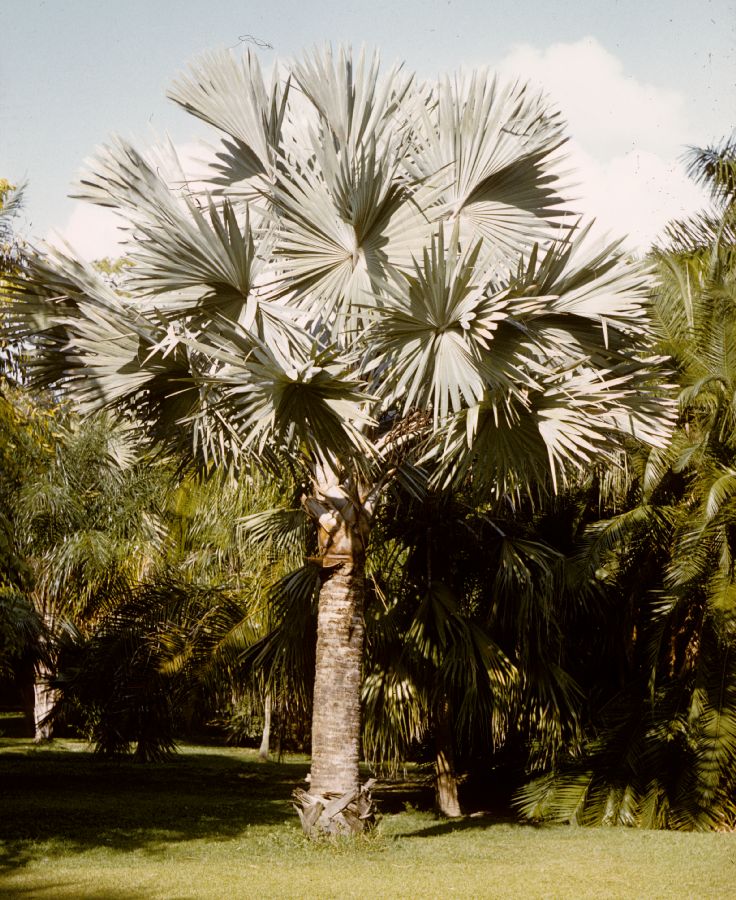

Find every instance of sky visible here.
[2,0,734,258]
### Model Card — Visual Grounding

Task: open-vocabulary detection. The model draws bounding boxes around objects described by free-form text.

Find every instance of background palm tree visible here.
[12,47,671,833]
[45,463,311,760]
[516,135,736,831]
[363,485,518,817]
[0,381,60,730]
[160,469,307,757]
[15,413,168,739]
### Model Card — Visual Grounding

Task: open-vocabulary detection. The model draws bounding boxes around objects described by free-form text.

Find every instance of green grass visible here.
[1,738,734,899]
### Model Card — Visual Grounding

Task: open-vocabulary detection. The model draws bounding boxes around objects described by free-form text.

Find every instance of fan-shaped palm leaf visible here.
[168,48,289,206]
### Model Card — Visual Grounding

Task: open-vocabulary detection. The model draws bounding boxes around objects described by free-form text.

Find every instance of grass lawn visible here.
[1,738,734,899]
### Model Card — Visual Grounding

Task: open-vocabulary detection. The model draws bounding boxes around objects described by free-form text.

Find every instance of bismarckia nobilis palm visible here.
[11,46,672,834]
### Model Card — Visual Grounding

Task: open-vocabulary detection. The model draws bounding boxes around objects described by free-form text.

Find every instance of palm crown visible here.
[16,47,668,489]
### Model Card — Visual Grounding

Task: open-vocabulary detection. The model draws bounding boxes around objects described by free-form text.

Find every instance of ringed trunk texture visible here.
[295,559,377,835]
[435,700,462,818]
[296,475,377,835]
[310,560,365,798]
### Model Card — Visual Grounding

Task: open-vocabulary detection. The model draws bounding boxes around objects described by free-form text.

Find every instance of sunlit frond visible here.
[293,46,414,155]
[168,48,289,205]
[408,70,569,267]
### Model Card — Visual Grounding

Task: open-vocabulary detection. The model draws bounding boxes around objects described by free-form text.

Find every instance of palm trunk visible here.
[18,661,36,737]
[294,474,376,835]
[435,699,462,817]
[33,660,55,742]
[258,692,272,760]
[310,559,365,796]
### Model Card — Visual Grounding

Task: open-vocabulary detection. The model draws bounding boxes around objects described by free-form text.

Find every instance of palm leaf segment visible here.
[272,48,425,336]
[372,226,672,493]
[407,71,569,268]
[12,46,670,489]
[168,48,289,207]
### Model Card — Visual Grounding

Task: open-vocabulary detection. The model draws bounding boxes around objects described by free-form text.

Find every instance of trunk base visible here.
[293,779,377,836]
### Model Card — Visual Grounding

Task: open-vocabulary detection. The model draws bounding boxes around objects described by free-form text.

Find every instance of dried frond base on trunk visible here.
[293,779,377,836]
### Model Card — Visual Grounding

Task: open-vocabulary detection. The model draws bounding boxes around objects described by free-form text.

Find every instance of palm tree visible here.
[162,468,307,756]
[363,487,517,817]
[1,182,65,727]
[12,47,671,833]
[516,135,736,830]
[42,457,311,759]
[17,413,168,739]
[51,576,255,761]
[361,471,609,816]
[0,381,60,731]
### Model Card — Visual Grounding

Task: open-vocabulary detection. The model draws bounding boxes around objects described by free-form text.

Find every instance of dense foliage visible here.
[516,136,736,830]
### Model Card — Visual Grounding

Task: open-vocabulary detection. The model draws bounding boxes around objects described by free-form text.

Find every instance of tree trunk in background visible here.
[258,692,272,760]
[18,661,36,737]
[435,699,462,817]
[33,660,55,742]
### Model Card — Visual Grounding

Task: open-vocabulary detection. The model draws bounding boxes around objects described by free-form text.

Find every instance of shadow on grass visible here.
[0,885,152,899]
[400,812,524,839]
[0,741,309,873]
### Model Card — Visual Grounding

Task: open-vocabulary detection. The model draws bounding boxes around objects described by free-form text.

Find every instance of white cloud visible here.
[499,37,689,160]
[498,37,707,249]
[563,139,706,251]
[46,202,128,262]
